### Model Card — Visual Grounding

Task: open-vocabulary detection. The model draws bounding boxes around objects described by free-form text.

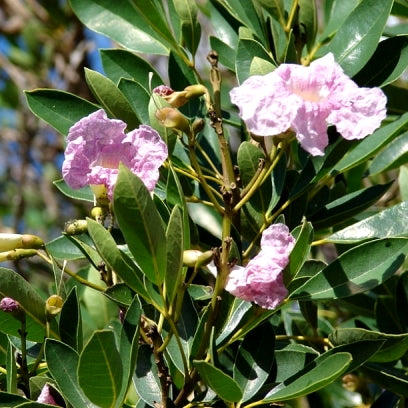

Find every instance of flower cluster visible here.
[225,223,295,309]
[62,109,168,200]
[230,53,387,156]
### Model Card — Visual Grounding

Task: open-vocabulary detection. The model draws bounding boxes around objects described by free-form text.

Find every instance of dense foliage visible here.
[1,0,408,407]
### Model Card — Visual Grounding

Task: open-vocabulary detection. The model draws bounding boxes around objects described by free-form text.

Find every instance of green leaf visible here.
[25,89,98,136]
[53,179,94,203]
[69,0,169,54]
[210,37,236,71]
[172,0,201,55]
[84,68,140,130]
[236,37,276,83]
[59,287,83,352]
[0,268,58,342]
[118,297,142,405]
[326,201,408,244]
[6,340,16,393]
[299,0,317,52]
[113,165,167,287]
[100,49,163,89]
[78,330,123,408]
[289,238,408,301]
[326,0,394,76]
[353,35,408,87]
[45,339,96,408]
[133,344,161,405]
[309,182,392,230]
[0,392,27,406]
[46,235,87,261]
[233,323,275,402]
[329,328,408,363]
[369,130,408,175]
[264,352,352,402]
[193,360,243,403]
[86,219,150,302]
[165,206,184,303]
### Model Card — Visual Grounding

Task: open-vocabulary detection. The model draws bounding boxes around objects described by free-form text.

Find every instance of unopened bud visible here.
[0,297,25,322]
[0,233,44,252]
[183,84,207,99]
[155,108,190,133]
[183,249,214,268]
[0,248,38,262]
[91,206,107,222]
[192,118,205,134]
[154,84,208,108]
[46,295,63,318]
[64,219,88,235]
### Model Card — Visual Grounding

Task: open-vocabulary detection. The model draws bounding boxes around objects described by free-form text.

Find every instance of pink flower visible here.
[37,384,60,406]
[62,109,168,200]
[225,223,295,309]
[0,297,19,312]
[230,53,387,156]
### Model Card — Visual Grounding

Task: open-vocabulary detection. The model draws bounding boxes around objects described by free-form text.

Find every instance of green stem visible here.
[18,316,30,396]
[285,0,300,32]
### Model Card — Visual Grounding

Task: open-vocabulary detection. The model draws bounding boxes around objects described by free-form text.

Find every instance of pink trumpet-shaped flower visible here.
[62,109,168,200]
[225,223,295,310]
[230,53,387,156]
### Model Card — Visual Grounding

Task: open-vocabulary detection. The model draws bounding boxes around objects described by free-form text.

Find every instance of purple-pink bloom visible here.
[230,53,387,156]
[225,223,295,310]
[0,297,19,312]
[37,384,60,406]
[62,109,168,200]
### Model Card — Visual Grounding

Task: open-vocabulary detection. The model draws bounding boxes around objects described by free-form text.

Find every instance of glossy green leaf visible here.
[353,36,408,87]
[255,0,285,24]
[173,0,201,55]
[299,0,317,52]
[236,37,276,83]
[285,220,313,285]
[86,219,150,301]
[233,323,275,402]
[0,392,27,406]
[59,287,82,352]
[290,238,408,301]
[165,206,184,303]
[84,68,140,130]
[369,131,408,175]
[118,297,142,405]
[210,37,236,71]
[193,360,243,403]
[0,267,58,342]
[45,339,96,408]
[333,112,408,175]
[53,179,94,203]
[118,79,152,125]
[100,49,163,89]
[113,165,167,286]
[78,330,123,408]
[46,235,87,261]
[309,182,391,230]
[25,89,98,136]
[70,0,169,54]
[6,340,16,393]
[326,201,408,243]
[66,234,103,271]
[264,352,352,402]
[326,0,394,76]
[329,328,408,363]
[104,284,135,308]
[133,344,161,405]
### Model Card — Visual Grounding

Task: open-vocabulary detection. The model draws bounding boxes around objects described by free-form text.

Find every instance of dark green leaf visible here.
[326,0,394,76]
[45,339,96,408]
[113,165,167,287]
[193,360,243,403]
[0,392,27,406]
[326,201,408,244]
[25,89,98,136]
[290,238,408,301]
[264,352,352,402]
[84,68,140,130]
[78,330,123,408]
[53,179,94,203]
[233,323,275,402]
[329,328,408,363]
[59,287,82,352]
[299,0,317,52]
[46,235,87,261]
[353,36,408,87]
[70,0,169,54]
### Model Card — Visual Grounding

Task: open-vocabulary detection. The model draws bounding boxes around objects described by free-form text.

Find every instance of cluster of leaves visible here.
[1,0,408,407]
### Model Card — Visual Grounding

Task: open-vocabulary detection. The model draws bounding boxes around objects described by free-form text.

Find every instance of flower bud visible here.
[183,249,214,268]
[0,297,25,322]
[46,295,63,318]
[192,118,205,134]
[64,219,88,235]
[0,248,38,262]
[0,233,44,252]
[154,84,208,108]
[155,108,190,133]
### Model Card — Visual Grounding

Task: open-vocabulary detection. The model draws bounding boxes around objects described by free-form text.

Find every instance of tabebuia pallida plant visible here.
[2,0,408,407]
